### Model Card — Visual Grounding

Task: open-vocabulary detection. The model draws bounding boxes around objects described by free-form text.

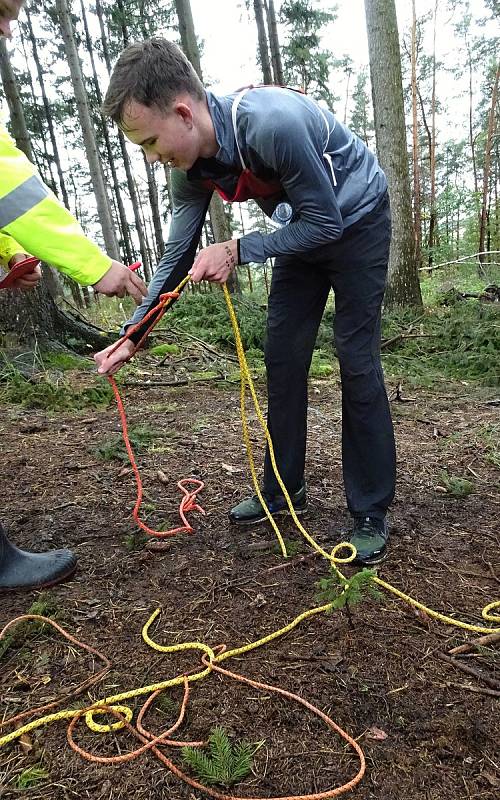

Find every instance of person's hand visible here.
[93,259,148,304]
[8,253,42,290]
[94,338,135,376]
[189,240,238,284]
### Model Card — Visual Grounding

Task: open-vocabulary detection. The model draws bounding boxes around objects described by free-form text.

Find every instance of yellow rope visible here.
[1,278,498,752]
[221,282,500,635]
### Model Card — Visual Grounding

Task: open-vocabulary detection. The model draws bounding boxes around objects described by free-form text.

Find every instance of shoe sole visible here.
[230,505,308,526]
[353,549,388,567]
[0,562,77,594]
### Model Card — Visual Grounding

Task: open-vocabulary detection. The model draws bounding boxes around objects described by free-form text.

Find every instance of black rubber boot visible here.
[0,525,77,592]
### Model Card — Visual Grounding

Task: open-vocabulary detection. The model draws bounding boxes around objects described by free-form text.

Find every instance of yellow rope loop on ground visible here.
[85,705,133,733]
[483,600,500,623]
[222,284,500,636]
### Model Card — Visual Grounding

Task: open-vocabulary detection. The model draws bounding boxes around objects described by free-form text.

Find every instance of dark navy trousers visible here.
[262,193,396,520]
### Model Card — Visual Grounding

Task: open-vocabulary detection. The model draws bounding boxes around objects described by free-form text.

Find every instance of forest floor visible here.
[0,351,499,800]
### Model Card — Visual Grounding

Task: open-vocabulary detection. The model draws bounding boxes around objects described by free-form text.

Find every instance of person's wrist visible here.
[223,242,236,271]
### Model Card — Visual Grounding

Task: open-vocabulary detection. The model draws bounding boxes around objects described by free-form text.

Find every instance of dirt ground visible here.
[0,360,499,800]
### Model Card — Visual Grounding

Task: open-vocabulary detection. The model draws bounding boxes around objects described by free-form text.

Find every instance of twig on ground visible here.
[448,631,500,655]
[436,651,500,690]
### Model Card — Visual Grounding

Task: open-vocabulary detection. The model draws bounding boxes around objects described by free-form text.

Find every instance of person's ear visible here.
[175,102,194,129]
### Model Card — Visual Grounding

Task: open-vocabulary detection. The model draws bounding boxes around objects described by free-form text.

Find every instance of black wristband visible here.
[236,239,241,265]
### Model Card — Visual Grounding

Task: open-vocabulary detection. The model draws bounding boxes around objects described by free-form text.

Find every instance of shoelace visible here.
[353,517,384,538]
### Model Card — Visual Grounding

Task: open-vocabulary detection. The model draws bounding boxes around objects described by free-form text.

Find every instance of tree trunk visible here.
[24,7,71,208]
[266,0,284,85]
[55,0,119,259]
[410,0,422,267]
[0,39,33,161]
[143,157,165,259]
[174,0,239,293]
[79,0,133,264]
[427,0,439,269]
[175,0,202,76]
[364,0,422,308]
[0,281,113,349]
[95,0,152,279]
[16,29,51,181]
[478,62,500,265]
[253,0,273,84]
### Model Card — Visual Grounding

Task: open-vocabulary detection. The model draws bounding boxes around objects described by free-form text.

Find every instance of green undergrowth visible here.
[159,291,498,388]
[149,342,181,357]
[0,365,115,411]
[315,568,382,611]
[182,726,260,787]
[15,766,49,790]
[381,300,499,387]
[39,352,93,371]
[0,593,59,661]
[47,265,499,396]
[93,424,160,462]
[419,262,499,306]
[437,470,475,497]
[163,292,268,351]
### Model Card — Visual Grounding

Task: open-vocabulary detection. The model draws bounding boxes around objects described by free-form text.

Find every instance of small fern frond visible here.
[181,727,257,787]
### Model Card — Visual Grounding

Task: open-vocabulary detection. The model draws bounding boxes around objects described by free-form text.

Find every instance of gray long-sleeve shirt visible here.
[123,86,387,340]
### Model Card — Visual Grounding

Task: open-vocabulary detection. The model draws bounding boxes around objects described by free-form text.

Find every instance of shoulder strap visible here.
[231,88,249,170]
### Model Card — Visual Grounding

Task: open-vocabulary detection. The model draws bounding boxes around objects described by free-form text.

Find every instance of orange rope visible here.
[106,289,206,539]
[66,651,365,800]
[0,281,366,797]
[0,615,110,729]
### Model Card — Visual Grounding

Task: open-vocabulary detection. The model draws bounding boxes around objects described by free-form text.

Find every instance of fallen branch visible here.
[446,681,500,698]
[448,631,500,655]
[381,333,437,350]
[436,651,500,690]
[419,250,500,272]
[120,375,227,388]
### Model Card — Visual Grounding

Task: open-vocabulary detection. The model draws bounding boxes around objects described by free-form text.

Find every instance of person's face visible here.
[122,99,201,170]
[0,0,23,38]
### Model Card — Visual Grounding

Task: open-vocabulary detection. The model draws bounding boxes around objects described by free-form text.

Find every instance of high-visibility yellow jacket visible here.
[0,120,111,284]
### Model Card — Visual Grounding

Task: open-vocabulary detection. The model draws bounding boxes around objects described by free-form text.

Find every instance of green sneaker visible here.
[348,516,388,566]
[229,485,307,525]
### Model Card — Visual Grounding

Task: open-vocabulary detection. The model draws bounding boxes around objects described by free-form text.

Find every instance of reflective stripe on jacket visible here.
[0,122,111,284]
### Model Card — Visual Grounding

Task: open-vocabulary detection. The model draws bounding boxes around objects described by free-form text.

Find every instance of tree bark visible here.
[174,0,239,293]
[253,0,273,84]
[364,0,422,307]
[0,280,113,349]
[55,0,119,259]
[410,0,422,267]
[95,0,152,279]
[427,0,439,269]
[478,62,500,264]
[266,0,284,85]
[0,39,33,161]
[24,7,71,208]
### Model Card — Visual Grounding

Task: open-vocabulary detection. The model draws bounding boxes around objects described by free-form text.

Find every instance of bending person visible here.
[95,38,396,567]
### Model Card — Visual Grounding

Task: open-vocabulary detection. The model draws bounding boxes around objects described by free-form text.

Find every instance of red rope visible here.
[106,290,205,539]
